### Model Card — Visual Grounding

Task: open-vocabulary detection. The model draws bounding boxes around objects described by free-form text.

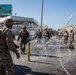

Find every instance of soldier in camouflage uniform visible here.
[43,28,50,43]
[70,30,74,43]
[63,30,69,45]
[17,26,29,54]
[0,19,20,75]
[35,29,42,44]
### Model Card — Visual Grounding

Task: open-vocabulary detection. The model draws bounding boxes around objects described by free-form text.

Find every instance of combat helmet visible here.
[4,18,13,26]
[22,26,26,29]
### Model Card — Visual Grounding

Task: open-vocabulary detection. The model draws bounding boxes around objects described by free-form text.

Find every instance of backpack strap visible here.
[1,28,7,47]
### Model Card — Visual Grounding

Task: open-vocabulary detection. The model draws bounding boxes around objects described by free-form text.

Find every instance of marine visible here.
[0,19,20,75]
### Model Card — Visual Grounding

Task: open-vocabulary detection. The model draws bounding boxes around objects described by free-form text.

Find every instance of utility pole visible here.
[41,0,44,36]
[15,13,17,16]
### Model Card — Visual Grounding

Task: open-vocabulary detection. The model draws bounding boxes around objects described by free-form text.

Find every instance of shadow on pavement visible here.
[30,55,59,64]
[14,65,56,75]
[14,65,31,75]
[28,71,56,75]
[26,53,59,58]
[3,65,56,75]
[3,65,31,75]
[30,60,51,64]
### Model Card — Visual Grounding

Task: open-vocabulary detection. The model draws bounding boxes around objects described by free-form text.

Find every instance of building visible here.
[0,16,39,35]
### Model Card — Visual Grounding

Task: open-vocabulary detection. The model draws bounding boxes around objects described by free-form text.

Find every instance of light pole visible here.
[41,0,44,36]
[15,13,17,16]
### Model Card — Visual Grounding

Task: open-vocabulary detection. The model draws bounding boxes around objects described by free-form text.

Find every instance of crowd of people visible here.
[0,18,30,75]
[0,18,75,75]
[0,18,53,75]
[58,29,75,49]
[58,30,74,42]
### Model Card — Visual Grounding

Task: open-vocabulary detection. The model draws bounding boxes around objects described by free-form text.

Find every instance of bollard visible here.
[27,42,30,61]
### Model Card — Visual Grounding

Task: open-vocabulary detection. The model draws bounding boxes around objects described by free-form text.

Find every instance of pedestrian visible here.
[43,28,50,42]
[58,31,63,40]
[63,30,69,45]
[0,18,20,75]
[17,26,30,54]
[35,29,42,44]
[69,30,74,43]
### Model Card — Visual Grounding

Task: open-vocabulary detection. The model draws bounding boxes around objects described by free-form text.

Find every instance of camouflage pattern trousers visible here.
[0,48,14,75]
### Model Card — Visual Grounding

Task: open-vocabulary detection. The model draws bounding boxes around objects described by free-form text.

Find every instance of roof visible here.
[0,16,39,26]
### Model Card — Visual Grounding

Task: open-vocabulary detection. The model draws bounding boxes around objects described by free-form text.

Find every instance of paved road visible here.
[10,37,76,75]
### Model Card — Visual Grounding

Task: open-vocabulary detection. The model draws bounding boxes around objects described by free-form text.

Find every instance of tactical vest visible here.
[21,30,26,38]
[64,32,67,37]
[44,30,48,37]
[37,31,41,36]
[0,28,6,46]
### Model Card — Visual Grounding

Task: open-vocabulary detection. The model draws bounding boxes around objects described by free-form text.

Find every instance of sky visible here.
[0,0,76,30]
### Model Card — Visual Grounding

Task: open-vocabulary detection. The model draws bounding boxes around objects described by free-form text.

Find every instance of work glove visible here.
[16,52,20,59]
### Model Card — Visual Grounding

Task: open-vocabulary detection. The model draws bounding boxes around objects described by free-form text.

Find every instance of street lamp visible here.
[41,0,44,36]
[15,13,17,16]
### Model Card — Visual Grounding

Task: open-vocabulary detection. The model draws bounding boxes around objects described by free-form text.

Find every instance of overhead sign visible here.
[0,4,12,17]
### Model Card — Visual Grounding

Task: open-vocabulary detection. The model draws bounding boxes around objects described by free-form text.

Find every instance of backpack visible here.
[64,32,67,36]
[21,30,29,38]
[0,28,6,46]
[21,30,26,38]
[44,30,49,37]
[37,31,41,36]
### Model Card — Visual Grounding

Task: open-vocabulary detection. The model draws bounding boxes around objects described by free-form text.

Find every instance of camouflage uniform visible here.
[0,26,19,75]
[35,29,42,44]
[43,28,50,42]
[70,30,74,42]
[17,26,29,54]
[63,31,69,44]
